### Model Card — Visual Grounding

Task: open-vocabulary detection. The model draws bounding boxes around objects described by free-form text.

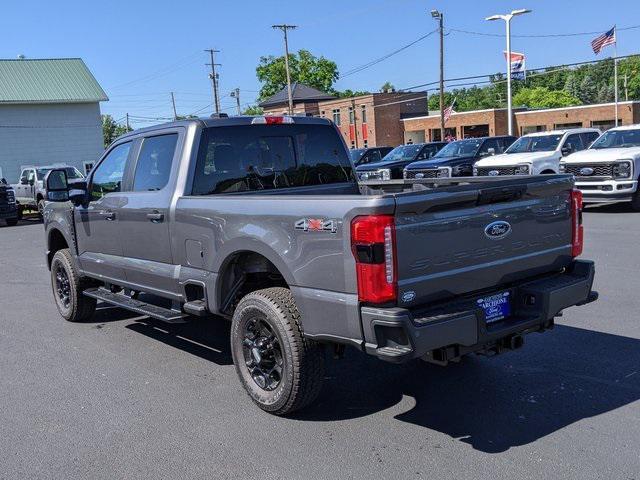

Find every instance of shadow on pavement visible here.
[297,325,640,453]
[584,203,636,214]
[84,302,640,453]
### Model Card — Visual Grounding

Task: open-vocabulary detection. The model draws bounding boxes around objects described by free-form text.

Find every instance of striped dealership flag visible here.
[443,98,456,124]
[591,26,616,55]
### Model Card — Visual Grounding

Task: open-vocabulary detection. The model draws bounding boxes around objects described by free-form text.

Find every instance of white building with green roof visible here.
[0,57,107,182]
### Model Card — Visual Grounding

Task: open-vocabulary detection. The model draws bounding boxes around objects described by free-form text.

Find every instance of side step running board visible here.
[83,288,189,323]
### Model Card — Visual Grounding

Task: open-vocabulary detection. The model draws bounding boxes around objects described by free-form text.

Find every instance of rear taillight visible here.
[571,189,583,257]
[351,215,397,303]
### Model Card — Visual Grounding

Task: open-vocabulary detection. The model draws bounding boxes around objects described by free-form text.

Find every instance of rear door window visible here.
[192,124,353,195]
[133,134,178,191]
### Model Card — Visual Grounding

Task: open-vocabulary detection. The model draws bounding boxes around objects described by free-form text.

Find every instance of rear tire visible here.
[231,287,324,415]
[37,198,46,217]
[50,249,96,322]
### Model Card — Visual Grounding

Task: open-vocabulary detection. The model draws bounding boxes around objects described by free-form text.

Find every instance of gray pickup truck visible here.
[42,116,597,415]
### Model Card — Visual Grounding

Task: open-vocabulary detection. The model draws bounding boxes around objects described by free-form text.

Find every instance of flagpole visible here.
[614,29,619,127]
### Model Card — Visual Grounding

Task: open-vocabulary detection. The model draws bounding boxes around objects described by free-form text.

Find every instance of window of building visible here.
[332,109,341,126]
[590,119,621,132]
[320,110,325,118]
[361,105,367,123]
[363,139,368,148]
[133,134,178,192]
[83,161,95,175]
[91,142,132,200]
[348,107,355,125]
[521,125,546,135]
[350,140,355,149]
[191,124,353,195]
[554,122,583,130]
[431,127,456,142]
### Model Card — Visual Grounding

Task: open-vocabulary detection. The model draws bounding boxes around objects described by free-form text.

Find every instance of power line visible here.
[341,30,437,78]
[448,23,640,39]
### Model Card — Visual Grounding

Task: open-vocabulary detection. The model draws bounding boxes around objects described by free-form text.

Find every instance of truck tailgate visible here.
[393,177,575,305]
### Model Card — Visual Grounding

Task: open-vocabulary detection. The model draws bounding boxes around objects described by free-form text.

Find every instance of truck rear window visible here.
[191,124,353,195]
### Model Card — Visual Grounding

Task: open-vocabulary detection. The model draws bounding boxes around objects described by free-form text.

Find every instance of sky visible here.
[2,0,639,128]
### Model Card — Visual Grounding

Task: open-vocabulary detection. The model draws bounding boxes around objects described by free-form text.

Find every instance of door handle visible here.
[146,211,164,222]
[99,210,115,220]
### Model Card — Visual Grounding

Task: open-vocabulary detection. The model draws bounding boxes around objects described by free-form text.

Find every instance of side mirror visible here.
[0,178,6,185]
[45,169,69,201]
[561,146,571,156]
[487,147,496,156]
[46,169,88,205]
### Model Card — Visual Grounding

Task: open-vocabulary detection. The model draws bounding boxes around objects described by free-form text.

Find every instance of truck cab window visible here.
[192,124,352,195]
[133,134,178,191]
[90,142,131,200]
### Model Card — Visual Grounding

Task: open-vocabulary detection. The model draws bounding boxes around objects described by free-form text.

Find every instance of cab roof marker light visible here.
[251,116,294,125]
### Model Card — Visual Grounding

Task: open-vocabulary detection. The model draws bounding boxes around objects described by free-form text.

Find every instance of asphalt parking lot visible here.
[1,206,639,480]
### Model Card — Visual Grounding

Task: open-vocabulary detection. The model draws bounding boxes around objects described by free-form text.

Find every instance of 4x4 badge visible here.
[295,218,338,233]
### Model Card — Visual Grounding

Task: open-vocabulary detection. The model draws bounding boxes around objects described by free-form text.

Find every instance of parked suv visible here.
[12,165,84,216]
[0,178,18,226]
[474,128,600,177]
[42,116,596,415]
[559,124,640,209]
[356,142,446,181]
[404,136,516,179]
[349,146,393,167]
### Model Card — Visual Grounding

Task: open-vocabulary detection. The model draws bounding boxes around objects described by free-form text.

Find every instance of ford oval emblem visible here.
[401,291,416,303]
[488,170,500,176]
[579,167,594,176]
[415,173,424,179]
[484,220,512,240]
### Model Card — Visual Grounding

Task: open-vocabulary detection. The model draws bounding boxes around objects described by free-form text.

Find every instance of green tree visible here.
[578,76,597,104]
[242,105,264,115]
[256,49,339,100]
[596,84,614,103]
[564,74,580,100]
[337,89,371,98]
[101,114,132,148]
[379,81,395,93]
[513,87,581,108]
[618,56,640,100]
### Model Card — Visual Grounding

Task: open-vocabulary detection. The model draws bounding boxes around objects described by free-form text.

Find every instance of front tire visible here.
[231,287,324,415]
[631,189,640,211]
[37,198,46,217]
[50,249,96,322]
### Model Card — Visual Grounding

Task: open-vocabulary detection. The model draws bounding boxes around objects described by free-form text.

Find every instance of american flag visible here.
[591,27,616,55]
[443,99,456,124]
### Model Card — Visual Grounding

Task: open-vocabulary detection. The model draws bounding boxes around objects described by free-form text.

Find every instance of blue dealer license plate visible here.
[477,291,511,324]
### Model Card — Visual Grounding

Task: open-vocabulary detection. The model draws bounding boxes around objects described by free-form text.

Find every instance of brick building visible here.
[260,83,428,148]
[317,92,427,148]
[402,101,640,142]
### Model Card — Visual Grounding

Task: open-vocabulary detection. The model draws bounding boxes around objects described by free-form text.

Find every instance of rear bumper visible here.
[0,204,18,219]
[360,260,596,363]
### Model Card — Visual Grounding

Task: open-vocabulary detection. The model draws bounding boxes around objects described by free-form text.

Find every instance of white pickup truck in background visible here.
[560,124,640,209]
[474,128,601,177]
[11,165,84,216]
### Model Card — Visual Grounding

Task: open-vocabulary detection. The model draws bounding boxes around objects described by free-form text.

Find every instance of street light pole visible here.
[486,9,531,136]
[431,10,445,141]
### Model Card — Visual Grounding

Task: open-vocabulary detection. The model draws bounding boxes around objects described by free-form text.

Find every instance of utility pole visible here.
[125,113,130,131]
[431,10,445,141]
[205,48,221,115]
[170,92,178,120]
[624,73,629,101]
[230,88,241,115]
[272,24,297,115]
